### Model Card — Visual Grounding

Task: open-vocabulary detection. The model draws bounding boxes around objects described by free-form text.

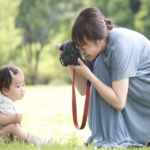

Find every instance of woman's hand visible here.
[56,44,64,57]
[70,58,91,79]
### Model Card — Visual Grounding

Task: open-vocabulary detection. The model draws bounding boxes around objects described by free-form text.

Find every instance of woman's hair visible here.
[72,7,114,46]
[0,65,20,92]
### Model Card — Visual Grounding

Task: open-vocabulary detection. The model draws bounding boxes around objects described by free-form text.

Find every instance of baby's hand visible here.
[13,114,22,124]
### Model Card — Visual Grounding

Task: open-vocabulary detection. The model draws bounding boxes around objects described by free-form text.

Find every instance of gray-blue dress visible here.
[84,28,150,148]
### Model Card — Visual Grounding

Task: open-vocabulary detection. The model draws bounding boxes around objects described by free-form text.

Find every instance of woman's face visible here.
[78,40,102,61]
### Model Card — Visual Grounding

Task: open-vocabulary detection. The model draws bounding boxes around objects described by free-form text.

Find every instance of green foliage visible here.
[135,0,150,39]
[0,0,21,65]
[0,0,150,85]
[129,0,141,14]
[14,0,84,84]
[15,0,61,84]
[67,133,79,148]
[107,0,134,29]
[84,0,135,29]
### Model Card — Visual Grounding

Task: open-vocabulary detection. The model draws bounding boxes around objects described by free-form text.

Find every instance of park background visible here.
[1,0,150,85]
[0,0,150,149]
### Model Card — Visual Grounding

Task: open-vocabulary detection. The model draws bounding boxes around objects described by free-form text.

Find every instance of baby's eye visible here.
[17,86,20,88]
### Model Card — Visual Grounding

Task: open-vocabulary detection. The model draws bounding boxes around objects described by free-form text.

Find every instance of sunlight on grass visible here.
[1,85,149,150]
[16,85,91,145]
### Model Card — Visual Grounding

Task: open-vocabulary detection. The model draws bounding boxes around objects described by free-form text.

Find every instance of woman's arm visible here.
[68,66,87,96]
[56,44,87,96]
[72,58,129,111]
[87,71,129,110]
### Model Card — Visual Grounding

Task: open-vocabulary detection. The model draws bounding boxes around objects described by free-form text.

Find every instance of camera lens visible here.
[60,53,71,66]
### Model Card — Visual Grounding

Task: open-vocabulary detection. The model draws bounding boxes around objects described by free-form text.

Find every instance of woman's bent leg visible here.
[86,54,143,148]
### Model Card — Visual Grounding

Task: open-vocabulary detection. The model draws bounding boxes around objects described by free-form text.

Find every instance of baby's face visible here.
[7,71,25,102]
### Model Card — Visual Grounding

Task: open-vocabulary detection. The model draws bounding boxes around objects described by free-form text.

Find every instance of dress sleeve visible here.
[108,39,139,82]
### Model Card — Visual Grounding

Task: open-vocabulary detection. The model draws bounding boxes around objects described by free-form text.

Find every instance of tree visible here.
[135,0,150,39]
[15,0,84,84]
[84,0,135,29]
[0,0,21,66]
[15,0,59,83]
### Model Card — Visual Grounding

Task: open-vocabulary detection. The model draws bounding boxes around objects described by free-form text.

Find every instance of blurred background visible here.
[0,0,150,146]
[0,0,150,85]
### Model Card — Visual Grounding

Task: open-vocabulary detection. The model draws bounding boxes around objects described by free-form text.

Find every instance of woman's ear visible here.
[97,40,103,48]
[2,87,9,96]
[98,39,104,44]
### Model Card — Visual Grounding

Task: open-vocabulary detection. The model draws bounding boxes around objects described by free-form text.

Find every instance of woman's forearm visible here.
[87,71,128,111]
[68,66,87,96]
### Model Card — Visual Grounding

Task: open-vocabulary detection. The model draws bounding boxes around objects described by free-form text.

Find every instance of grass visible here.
[0,85,149,150]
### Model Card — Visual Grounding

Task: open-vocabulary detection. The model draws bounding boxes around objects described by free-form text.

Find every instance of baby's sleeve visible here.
[0,98,14,115]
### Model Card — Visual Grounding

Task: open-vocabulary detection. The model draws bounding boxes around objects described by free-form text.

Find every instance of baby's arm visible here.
[0,112,22,126]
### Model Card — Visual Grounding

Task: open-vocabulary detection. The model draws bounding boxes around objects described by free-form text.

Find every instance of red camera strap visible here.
[72,69,91,129]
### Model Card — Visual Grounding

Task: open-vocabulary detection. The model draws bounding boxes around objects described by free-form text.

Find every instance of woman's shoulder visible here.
[107,27,149,53]
[109,27,148,42]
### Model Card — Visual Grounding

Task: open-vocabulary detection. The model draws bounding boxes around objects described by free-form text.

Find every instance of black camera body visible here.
[59,41,84,67]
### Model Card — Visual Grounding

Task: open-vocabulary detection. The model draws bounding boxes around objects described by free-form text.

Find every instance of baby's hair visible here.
[0,65,20,93]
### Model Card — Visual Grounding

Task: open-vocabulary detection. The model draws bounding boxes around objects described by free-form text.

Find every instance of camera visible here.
[59,40,84,67]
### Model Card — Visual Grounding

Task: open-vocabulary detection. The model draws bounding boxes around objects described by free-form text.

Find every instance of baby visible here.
[0,65,52,146]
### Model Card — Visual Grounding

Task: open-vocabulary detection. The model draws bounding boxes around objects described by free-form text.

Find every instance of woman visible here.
[57,7,150,148]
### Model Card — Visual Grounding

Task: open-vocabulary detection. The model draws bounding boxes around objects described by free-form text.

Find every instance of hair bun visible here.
[104,18,114,30]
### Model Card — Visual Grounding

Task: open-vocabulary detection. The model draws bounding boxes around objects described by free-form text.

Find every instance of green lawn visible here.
[0,85,149,150]
[17,85,91,143]
[0,85,92,150]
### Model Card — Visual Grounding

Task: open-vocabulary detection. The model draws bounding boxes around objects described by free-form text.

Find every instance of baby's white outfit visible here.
[0,94,52,146]
[0,93,21,141]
